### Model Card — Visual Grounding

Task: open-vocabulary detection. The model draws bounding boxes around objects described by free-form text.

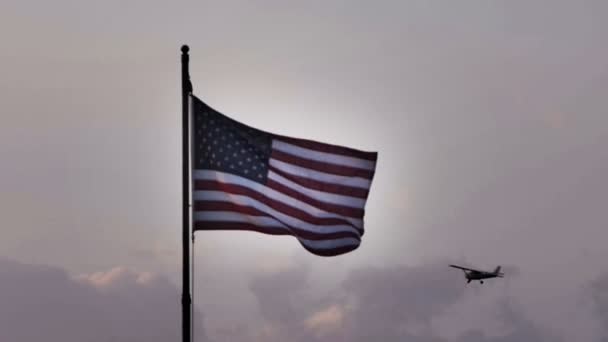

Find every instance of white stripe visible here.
[272,140,376,170]
[268,170,365,209]
[194,211,286,228]
[299,237,360,250]
[269,159,372,189]
[193,170,363,228]
[194,191,362,237]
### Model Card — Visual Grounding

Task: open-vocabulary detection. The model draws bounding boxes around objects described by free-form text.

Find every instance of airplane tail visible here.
[494,266,504,277]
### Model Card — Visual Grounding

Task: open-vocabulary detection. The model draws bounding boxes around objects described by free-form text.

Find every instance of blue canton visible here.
[192,97,272,184]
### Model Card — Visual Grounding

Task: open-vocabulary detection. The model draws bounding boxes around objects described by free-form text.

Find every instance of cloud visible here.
[247,262,315,342]
[345,262,464,323]
[0,257,207,342]
[243,259,559,342]
[335,262,462,341]
[590,273,608,340]
[305,305,345,337]
[75,266,163,290]
[0,256,577,342]
[454,299,560,342]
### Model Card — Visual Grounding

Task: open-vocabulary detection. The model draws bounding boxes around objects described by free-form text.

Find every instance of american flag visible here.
[190,95,377,256]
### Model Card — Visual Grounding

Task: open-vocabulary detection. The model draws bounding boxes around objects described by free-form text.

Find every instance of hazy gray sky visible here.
[1,1,608,341]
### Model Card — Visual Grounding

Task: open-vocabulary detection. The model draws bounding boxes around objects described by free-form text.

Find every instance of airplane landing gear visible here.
[480,280,484,284]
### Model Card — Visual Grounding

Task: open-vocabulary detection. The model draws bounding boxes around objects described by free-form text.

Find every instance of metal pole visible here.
[181,44,192,342]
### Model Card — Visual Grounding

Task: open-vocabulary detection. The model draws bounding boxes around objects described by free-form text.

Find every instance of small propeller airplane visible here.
[449,264,504,284]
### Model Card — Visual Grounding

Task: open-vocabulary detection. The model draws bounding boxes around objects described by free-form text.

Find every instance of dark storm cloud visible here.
[0,257,207,342]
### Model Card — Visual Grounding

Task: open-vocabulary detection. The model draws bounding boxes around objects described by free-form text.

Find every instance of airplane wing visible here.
[449,264,478,272]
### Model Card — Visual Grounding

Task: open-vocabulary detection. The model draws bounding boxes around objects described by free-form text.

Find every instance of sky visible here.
[1,1,608,341]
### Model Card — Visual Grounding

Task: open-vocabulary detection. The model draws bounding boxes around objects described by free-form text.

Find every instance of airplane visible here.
[449,264,504,284]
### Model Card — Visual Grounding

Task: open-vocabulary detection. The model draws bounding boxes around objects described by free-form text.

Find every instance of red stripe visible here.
[268,165,370,199]
[271,150,375,179]
[192,221,360,256]
[193,180,364,231]
[274,136,377,161]
[266,179,365,220]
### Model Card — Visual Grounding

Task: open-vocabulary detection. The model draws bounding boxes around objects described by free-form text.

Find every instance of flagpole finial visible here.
[181,45,189,54]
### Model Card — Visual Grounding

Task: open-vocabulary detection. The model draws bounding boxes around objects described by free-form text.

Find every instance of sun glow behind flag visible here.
[190,95,377,256]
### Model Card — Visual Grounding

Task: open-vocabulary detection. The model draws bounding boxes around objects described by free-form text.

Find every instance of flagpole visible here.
[181,44,193,342]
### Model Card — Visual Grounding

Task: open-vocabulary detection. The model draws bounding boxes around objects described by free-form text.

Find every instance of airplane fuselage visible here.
[465,272,497,280]
[450,264,504,284]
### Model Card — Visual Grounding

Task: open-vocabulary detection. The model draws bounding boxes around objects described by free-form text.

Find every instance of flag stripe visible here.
[193,170,364,226]
[193,188,362,235]
[193,221,286,235]
[272,140,376,170]
[194,210,361,240]
[268,165,370,198]
[194,198,360,231]
[299,237,361,250]
[194,180,363,226]
[195,210,284,227]
[266,179,364,219]
[274,135,377,161]
[193,219,360,256]
[268,170,366,208]
[269,159,372,189]
[271,149,375,179]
